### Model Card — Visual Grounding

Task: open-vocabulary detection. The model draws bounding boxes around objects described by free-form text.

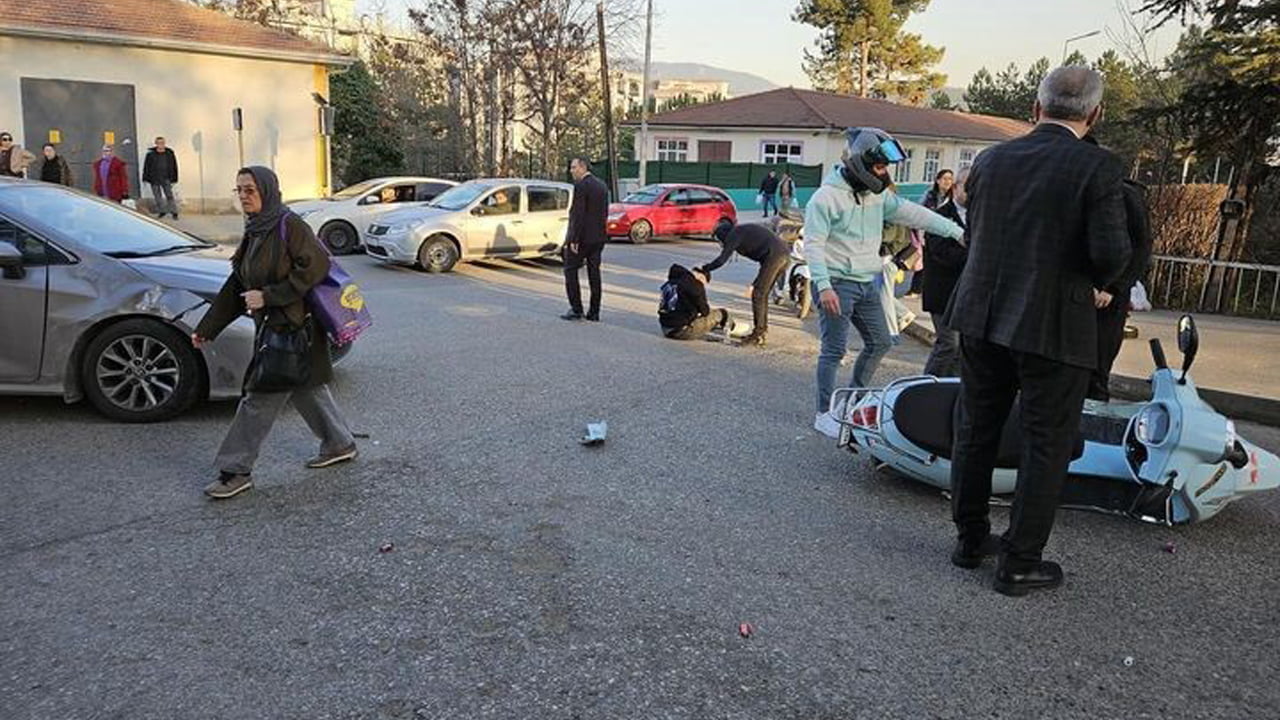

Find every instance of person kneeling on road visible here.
[699,218,789,347]
[658,264,732,340]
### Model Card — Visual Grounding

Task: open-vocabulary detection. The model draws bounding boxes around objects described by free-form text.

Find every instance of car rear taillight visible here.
[850,404,878,429]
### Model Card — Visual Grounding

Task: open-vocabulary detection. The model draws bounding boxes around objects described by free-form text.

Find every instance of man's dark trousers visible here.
[1089,302,1128,401]
[751,247,789,332]
[564,243,604,318]
[950,335,1091,571]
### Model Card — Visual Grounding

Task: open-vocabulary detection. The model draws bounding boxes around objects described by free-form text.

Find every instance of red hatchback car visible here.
[606,184,738,244]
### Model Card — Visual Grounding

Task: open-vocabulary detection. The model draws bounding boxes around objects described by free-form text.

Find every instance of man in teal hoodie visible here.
[806,128,965,438]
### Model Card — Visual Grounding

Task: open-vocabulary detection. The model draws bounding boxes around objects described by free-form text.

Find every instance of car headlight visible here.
[1134,404,1171,446]
[607,212,626,221]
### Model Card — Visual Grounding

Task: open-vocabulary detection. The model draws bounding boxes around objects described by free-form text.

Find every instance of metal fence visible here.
[1148,254,1280,319]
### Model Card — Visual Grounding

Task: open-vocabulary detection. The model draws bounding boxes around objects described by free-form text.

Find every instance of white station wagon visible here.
[291,176,457,255]
[363,178,574,273]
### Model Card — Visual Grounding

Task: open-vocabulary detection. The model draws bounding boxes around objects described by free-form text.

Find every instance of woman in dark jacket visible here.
[921,167,969,377]
[193,166,357,499]
[921,168,954,210]
[38,144,74,186]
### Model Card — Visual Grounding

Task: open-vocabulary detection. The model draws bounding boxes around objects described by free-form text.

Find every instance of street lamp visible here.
[1062,29,1101,63]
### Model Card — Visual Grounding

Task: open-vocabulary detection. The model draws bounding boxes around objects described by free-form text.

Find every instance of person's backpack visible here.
[658,280,680,316]
[279,214,373,345]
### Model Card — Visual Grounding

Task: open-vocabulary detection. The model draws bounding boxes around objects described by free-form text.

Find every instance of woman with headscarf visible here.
[193,166,357,499]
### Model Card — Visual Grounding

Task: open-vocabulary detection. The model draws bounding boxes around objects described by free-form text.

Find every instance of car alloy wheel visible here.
[95,334,181,412]
[629,219,652,244]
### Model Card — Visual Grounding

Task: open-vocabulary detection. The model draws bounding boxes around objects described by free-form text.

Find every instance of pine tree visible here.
[793,0,946,104]
[330,62,405,187]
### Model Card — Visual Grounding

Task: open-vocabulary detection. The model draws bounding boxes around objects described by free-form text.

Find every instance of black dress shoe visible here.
[994,561,1064,597]
[950,534,1000,569]
[561,310,584,321]
[585,313,600,322]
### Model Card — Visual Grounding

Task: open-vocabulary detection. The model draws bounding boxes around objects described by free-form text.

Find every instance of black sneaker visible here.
[738,330,767,347]
[204,472,253,499]
[306,446,359,469]
[561,310,584,321]
[585,313,600,322]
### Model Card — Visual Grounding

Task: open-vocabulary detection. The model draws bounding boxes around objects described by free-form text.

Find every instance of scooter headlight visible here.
[1134,404,1171,446]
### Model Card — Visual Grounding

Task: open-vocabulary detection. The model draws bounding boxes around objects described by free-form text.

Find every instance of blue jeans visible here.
[815,278,893,413]
[762,193,778,216]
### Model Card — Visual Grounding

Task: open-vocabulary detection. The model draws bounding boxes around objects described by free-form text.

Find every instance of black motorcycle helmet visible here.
[840,127,907,195]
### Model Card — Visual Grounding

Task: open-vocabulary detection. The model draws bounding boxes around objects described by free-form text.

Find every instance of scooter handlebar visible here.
[1150,339,1168,370]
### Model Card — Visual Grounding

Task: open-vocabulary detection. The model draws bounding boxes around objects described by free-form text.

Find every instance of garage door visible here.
[21,78,140,197]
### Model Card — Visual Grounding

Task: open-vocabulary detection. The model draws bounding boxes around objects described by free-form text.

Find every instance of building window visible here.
[894,148,915,184]
[656,138,689,162]
[959,147,977,170]
[923,148,942,183]
[761,141,803,164]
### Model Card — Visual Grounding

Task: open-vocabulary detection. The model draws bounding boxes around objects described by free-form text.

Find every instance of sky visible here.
[363,0,1188,90]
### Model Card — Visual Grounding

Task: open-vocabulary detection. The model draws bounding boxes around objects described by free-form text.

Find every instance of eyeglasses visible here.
[233,186,258,196]
[0,137,12,143]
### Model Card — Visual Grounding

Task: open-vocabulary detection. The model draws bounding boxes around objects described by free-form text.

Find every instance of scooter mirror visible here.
[1177,314,1199,381]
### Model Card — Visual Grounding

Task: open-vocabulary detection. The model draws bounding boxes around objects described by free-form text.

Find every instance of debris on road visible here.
[1123,656,1135,667]
[581,421,608,446]
[738,622,755,638]
[1163,541,1177,554]
[378,543,395,554]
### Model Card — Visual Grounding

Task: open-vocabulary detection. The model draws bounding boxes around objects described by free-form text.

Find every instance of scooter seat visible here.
[892,382,1083,468]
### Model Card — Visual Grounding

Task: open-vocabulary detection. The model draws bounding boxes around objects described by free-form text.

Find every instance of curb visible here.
[903,319,1280,427]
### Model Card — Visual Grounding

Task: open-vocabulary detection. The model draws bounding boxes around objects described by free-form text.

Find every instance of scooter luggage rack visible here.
[830,375,944,430]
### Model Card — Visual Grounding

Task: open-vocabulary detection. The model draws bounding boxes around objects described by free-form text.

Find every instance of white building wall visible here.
[0,36,330,211]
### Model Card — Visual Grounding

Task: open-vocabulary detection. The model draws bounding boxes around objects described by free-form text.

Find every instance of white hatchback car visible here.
[292,176,457,255]
[364,179,574,273]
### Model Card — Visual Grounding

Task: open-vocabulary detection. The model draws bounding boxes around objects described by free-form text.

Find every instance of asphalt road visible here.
[3,239,1279,719]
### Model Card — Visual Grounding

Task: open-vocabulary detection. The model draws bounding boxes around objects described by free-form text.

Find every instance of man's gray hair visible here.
[1037,66,1104,121]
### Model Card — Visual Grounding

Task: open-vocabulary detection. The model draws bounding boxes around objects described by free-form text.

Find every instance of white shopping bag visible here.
[1130,281,1152,311]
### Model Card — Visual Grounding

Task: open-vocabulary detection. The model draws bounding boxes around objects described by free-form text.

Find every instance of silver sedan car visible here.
[291,176,457,255]
[0,179,344,422]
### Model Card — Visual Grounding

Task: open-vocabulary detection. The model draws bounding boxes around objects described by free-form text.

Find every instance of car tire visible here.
[320,221,359,255]
[418,234,460,273]
[629,219,653,245]
[81,318,202,423]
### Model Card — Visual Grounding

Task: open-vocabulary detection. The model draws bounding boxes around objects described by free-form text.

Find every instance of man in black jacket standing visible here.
[759,171,780,217]
[562,157,610,321]
[944,66,1131,596]
[143,136,180,218]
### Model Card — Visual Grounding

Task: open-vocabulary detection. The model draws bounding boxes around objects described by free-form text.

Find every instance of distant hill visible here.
[647,62,779,97]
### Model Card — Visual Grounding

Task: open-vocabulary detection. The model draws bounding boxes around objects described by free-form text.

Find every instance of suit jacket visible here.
[944,124,1131,369]
[567,173,609,248]
[921,200,967,315]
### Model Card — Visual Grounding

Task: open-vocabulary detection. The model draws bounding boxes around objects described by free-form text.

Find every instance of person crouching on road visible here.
[699,218,789,347]
[807,128,965,439]
[658,264,732,340]
[192,166,357,500]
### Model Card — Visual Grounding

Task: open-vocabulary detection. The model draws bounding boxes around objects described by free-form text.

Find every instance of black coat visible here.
[760,175,780,194]
[142,148,179,184]
[943,124,1132,369]
[567,173,609,247]
[658,264,711,329]
[921,200,967,314]
[1106,180,1153,298]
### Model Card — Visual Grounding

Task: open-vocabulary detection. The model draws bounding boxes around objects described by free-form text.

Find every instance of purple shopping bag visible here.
[280,214,372,345]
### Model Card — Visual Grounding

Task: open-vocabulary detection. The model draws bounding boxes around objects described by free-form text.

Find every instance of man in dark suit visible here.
[562,157,610,321]
[944,66,1132,596]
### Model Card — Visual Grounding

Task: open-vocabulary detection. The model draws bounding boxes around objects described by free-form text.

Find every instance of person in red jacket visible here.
[92,145,129,202]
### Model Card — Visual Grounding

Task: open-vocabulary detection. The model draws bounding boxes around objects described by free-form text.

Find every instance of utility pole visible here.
[638,0,653,187]
[596,2,619,199]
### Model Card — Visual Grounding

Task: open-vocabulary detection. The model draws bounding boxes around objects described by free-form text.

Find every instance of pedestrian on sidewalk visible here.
[0,132,35,178]
[945,67,1131,596]
[193,166,357,500]
[779,171,796,215]
[37,143,74,186]
[699,218,789,347]
[143,136,180,218]
[807,128,964,439]
[921,167,970,377]
[658,264,733,340]
[92,145,129,202]
[1082,134,1152,402]
[561,157,609,322]
[759,171,780,217]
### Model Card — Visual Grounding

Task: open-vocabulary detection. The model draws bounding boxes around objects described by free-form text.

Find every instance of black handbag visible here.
[246,319,312,392]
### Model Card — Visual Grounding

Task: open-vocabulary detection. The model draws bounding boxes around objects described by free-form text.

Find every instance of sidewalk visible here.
[168,213,242,244]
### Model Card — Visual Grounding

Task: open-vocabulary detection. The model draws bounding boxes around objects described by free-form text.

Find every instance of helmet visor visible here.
[868,138,907,165]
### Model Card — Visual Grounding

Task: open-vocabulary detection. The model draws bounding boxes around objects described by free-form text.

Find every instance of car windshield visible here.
[622,186,663,204]
[0,185,211,257]
[331,179,383,200]
[429,182,492,211]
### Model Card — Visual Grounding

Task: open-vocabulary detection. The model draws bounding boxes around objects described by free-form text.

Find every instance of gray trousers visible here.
[215,384,354,475]
[150,182,176,214]
[923,312,961,377]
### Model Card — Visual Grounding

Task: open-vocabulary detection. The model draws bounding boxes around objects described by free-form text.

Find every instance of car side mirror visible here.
[1177,314,1198,382]
[0,243,26,280]
[471,206,486,216]
[361,195,381,205]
